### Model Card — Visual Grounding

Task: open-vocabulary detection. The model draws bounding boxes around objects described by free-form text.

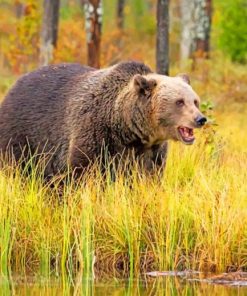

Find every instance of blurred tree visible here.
[84,0,102,68]
[40,0,60,66]
[193,0,212,58]
[116,0,125,30]
[156,0,169,75]
[180,0,212,61]
[180,0,194,60]
[14,0,25,19]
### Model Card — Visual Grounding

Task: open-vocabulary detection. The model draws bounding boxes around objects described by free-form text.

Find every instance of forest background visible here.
[0,0,246,278]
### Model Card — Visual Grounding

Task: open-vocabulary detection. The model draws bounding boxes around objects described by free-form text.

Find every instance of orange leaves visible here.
[53,19,87,64]
[4,0,40,74]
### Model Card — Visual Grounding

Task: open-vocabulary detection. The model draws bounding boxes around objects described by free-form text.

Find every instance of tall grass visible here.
[0,111,246,277]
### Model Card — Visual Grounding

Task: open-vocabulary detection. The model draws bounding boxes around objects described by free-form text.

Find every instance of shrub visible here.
[217,0,247,63]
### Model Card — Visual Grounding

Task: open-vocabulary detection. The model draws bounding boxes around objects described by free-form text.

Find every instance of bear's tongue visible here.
[178,126,195,143]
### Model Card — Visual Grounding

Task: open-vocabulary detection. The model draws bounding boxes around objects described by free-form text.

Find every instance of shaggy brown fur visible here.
[0,61,206,177]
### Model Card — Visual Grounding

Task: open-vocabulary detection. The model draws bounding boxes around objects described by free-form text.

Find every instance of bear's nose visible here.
[195,116,207,126]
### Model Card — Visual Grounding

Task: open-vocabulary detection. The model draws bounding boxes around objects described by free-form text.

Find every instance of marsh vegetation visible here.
[0,1,246,292]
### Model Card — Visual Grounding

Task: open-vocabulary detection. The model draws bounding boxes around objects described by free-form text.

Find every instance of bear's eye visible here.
[194,100,199,107]
[176,99,185,107]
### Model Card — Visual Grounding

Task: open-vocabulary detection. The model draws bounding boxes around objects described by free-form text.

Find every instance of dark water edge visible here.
[1,274,247,296]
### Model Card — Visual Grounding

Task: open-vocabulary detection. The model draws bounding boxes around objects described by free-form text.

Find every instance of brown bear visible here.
[0,61,206,177]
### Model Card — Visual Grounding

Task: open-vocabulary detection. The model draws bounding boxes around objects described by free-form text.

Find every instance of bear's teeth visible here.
[178,127,194,141]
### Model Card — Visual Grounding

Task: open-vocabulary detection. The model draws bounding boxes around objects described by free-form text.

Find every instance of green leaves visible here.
[217,0,247,63]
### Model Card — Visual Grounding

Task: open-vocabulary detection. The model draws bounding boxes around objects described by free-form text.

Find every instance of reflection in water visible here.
[1,274,247,296]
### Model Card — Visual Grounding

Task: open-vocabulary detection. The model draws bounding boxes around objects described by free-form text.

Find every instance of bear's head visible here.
[133,73,207,145]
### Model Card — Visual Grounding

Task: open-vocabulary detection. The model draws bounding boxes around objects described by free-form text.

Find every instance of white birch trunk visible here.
[180,0,195,60]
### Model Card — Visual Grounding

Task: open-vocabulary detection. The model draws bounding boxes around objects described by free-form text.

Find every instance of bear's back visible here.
[1,63,95,108]
[0,63,95,156]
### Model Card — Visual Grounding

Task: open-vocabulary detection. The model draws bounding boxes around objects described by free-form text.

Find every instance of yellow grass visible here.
[0,104,246,277]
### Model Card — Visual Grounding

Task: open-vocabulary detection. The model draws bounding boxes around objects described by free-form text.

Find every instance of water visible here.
[1,275,247,296]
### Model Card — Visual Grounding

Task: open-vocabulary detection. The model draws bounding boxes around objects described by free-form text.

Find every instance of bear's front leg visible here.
[142,142,168,177]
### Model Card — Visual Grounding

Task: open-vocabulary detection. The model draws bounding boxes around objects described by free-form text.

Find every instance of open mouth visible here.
[178,126,195,144]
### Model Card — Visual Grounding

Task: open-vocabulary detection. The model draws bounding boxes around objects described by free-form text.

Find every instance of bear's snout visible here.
[195,115,207,127]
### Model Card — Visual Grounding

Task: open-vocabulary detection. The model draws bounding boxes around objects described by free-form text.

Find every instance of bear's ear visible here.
[176,73,190,85]
[133,74,157,96]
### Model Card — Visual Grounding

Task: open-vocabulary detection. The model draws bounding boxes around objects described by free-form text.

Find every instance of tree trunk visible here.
[84,0,103,68]
[180,0,194,60]
[116,0,125,30]
[156,0,169,75]
[40,0,60,66]
[14,0,25,19]
[193,0,212,58]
